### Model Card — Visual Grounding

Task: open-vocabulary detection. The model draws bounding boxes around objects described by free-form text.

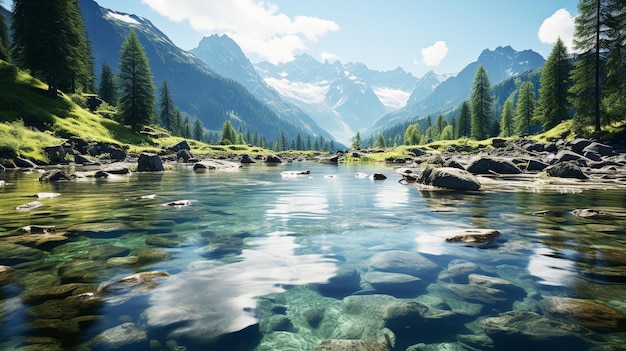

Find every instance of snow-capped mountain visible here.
[368,46,546,134]
[255,55,427,144]
[190,34,335,142]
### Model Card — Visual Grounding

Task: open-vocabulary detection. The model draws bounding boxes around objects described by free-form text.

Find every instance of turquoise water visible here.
[0,162,625,350]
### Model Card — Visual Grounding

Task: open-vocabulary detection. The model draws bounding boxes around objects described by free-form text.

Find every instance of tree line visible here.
[359,0,625,148]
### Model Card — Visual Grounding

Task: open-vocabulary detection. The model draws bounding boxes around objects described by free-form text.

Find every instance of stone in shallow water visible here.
[481,311,592,351]
[540,296,626,331]
[369,250,439,277]
[316,264,361,298]
[364,271,424,297]
[443,260,485,283]
[315,339,390,351]
[0,241,44,265]
[439,282,508,305]
[87,322,147,349]
[0,265,16,285]
[444,229,501,247]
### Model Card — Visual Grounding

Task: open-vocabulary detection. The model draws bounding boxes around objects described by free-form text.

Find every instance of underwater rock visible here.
[18,225,56,233]
[444,229,501,247]
[369,250,439,277]
[162,199,192,207]
[416,167,481,191]
[0,241,44,265]
[315,339,390,351]
[439,282,508,305]
[481,311,592,351]
[135,247,171,265]
[145,235,180,248]
[16,200,44,211]
[364,271,423,297]
[98,271,170,296]
[572,208,603,218]
[540,297,626,331]
[260,314,293,333]
[467,274,525,298]
[106,256,139,266]
[29,315,100,336]
[58,260,107,283]
[5,232,69,249]
[303,308,325,328]
[87,322,148,350]
[0,265,16,285]
[316,264,361,298]
[443,260,485,283]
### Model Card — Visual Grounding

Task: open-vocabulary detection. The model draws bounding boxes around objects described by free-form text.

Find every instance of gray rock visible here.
[555,150,590,164]
[540,297,626,331]
[315,339,390,351]
[545,162,588,179]
[364,271,423,296]
[241,154,256,164]
[0,241,44,265]
[417,167,481,191]
[440,282,507,305]
[583,142,614,157]
[38,169,71,182]
[88,322,147,349]
[369,250,439,277]
[167,140,191,152]
[176,149,192,162]
[14,157,37,168]
[137,152,164,172]
[569,138,593,154]
[466,157,522,174]
[526,159,548,171]
[0,265,16,285]
[16,201,44,211]
[100,144,126,160]
[481,311,592,351]
[445,229,500,246]
[74,154,99,165]
[444,260,485,283]
[263,155,282,163]
[193,159,241,171]
[316,264,361,298]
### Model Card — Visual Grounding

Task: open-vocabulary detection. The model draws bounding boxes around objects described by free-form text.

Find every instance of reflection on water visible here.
[1,163,626,350]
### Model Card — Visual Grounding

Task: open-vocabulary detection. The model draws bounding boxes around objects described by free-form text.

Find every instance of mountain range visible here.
[2,1,547,147]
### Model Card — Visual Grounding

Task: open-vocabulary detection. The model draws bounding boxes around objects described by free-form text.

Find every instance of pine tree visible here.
[470,66,493,140]
[373,134,386,148]
[118,29,155,131]
[433,114,446,140]
[220,119,236,144]
[193,119,203,141]
[440,125,454,140]
[98,63,117,105]
[173,109,182,136]
[0,3,10,62]
[182,117,191,138]
[351,131,361,149]
[514,81,536,135]
[537,38,571,131]
[602,0,626,123]
[158,81,175,132]
[500,99,514,137]
[456,101,471,138]
[404,123,421,145]
[12,0,93,95]
[295,133,303,150]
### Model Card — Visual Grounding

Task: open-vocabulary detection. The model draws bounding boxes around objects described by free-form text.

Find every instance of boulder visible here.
[38,169,71,182]
[193,160,241,171]
[545,162,588,179]
[167,140,190,152]
[444,229,501,246]
[555,150,589,164]
[364,271,423,296]
[417,167,481,191]
[526,159,549,171]
[14,157,37,168]
[481,311,592,351]
[466,157,522,175]
[176,149,192,162]
[316,265,361,298]
[137,152,164,172]
[87,322,147,350]
[319,155,339,164]
[240,154,255,164]
[369,250,439,277]
[43,144,68,164]
[570,138,593,154]
[443,159,465,170]
[74,154,99,165]
[100,144,126,160]
[370,173,387,180]
[16,201,44,211]
[540,297,626,331]
[583,142,614,157]
[263,155,282,164]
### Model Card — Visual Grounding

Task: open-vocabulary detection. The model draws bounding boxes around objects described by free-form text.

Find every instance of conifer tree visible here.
[220,119,236,144]
[98,63,117,105]
[12,0,93,95]
[0,2,10,62]
[404,123,421,145]
[373,134,386,148]
[182,117,191,138]
[118,29,155,131]
[514,81,536,135]
[158,81,175,132]
[172,109,182,136]
[456,101,471,138]
[500,99,514,137]
[602,0,626,123]
[537,38,571,131]
[193,119,203,141]
[351,131,361,149]
[470,66,493,140]
[440,125,454,140]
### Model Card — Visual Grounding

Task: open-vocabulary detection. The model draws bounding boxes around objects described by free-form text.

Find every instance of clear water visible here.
[1,162,625,350]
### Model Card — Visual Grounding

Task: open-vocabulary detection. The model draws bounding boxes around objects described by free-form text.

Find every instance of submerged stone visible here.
[369,250,439,277]
[364,271,423,297]
[540,297,626,331]
[315,339,390,351]
[444,229,501,247]
[88,322,148,350]
[0,241,44,265]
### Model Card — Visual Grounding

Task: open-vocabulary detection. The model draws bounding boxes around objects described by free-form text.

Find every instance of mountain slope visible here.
[368,46,545,135]
[255,55,422,144]
[189,34,335,142]
[80,0,323,143]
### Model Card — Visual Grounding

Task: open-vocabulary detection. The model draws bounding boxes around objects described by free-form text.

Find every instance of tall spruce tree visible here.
[98,63,117,105]
[118,29,155,131]
[193,119,203,141]
[0,1,10,62]
[470,66,493,140]
[12,0,93,95]
[500,99,514,137]
[537,38,571,131]
[514,81,536,135]
[158,80,175,132]
[404,123,421,145]
[456,101,471,138]
[602,0,626,123]
[220,119,236,144]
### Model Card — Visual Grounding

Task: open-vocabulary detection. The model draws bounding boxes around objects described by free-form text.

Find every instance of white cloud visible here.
[538,9,575,51]
[141,0,339,64]
[421,41,448,67]
[320,51,340,63]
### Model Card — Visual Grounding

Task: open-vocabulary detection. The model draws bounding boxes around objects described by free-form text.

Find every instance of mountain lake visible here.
[1,162,625,350]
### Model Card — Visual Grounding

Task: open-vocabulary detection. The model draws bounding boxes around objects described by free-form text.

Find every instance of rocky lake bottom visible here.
[1,161,626,351]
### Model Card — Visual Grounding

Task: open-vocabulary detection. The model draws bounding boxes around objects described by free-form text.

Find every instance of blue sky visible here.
[94,0,579,77]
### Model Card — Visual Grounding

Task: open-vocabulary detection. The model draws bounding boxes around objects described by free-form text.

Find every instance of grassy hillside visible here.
[0,60,281,163]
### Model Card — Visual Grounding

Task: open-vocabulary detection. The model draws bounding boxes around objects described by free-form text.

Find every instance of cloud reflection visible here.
[143,232,337,341]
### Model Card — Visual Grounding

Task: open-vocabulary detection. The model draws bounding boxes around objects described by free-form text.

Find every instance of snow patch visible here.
[106,11,140,25]
[373,87,411,111]
[263,78,329,104]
